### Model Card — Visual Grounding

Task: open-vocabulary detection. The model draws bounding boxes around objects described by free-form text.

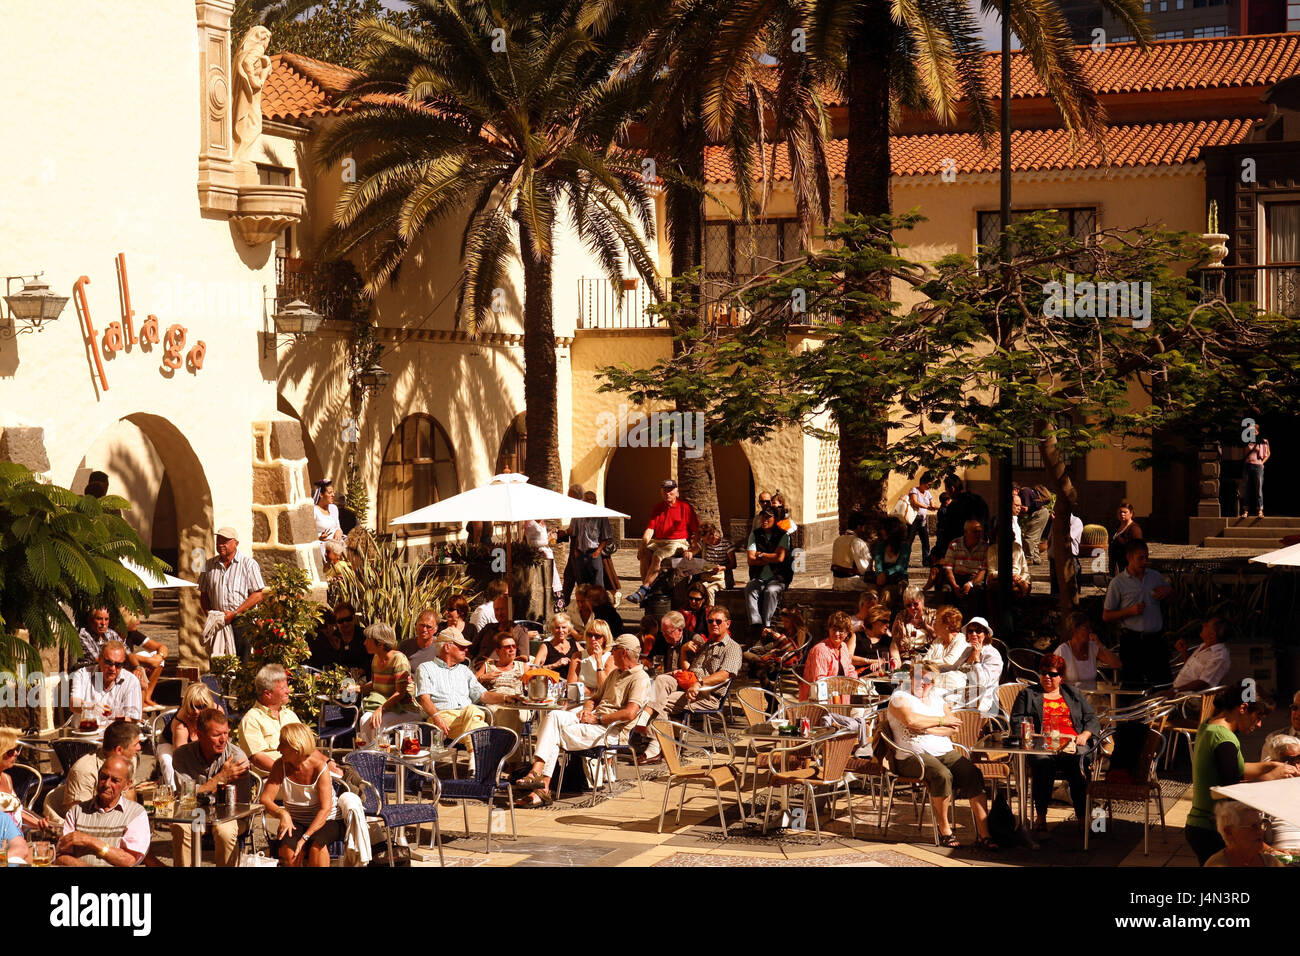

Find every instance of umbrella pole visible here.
[507,521,514,622]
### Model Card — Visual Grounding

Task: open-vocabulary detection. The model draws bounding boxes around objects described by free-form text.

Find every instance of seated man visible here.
[71,641,143,726]
[692,522,737,601]
[887,666,997,850]
[399,608,442,672]
[238,664,301,774]
[171,707,252,867]
[645,606,743,758]
[830,511,873,591]
[745,508,791,635]
[77,605,118,663]
[413,630,509,742]
[513,635,651,806]
[1172,616,1231,693]
[56,755,149,866]
[44,720,152,826]
[940,519,988,611]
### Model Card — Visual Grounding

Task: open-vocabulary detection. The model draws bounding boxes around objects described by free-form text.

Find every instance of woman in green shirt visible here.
[1185,686,1298,864]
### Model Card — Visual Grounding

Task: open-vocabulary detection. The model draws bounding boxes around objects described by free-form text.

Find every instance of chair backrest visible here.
[736,686,770,727]
[783,703,829,726]
[952,709,987,751]
[342,750,387,814]
[996,682,1025,721]
[822,676,871,701]
[1007,648,1043,680]
[7,763,41,808]
[465,726,519,789]
[818,734,856,782]
[52,738,98,775]
[650,720,686,775]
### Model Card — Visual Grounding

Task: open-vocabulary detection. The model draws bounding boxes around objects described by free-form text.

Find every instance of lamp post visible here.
[996,8,1015,635]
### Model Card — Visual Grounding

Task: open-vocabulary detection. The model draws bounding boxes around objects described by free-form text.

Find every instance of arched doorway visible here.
[377,413,461,535]
[76,413,214,668]
[604,446,672,536]
[495,412,527,475]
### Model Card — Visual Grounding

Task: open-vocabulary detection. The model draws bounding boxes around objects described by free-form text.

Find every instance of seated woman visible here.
[534,615,578,674]
[920,606,968,697]
[573,620,615,693]
[887,666,997,850]
[1053,611,1121,690]
[848,589,879,634]
[1009,654,1102,833]
[157,682,217,788]
[958,617,1003,713]
[637,613,661,664]
[443,595,478,650]
[798,611,856,700]
[1184,685,1298,864]
[872,516,912,608]
[692,522,736,601]
[565,584,595,633]
[743,608,807,688]
[890,587,935,661]
[474,631,531,737]
[850,605,901,678]
[357,623,420,746]
[331,601,372,680]
[260,723,344,868]
[0,727,53,834]
[1204,801,1285,867]
[677,585,710,642]
[308,613,342,670]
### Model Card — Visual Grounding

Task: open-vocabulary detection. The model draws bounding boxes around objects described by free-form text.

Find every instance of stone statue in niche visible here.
[232,26,273,164]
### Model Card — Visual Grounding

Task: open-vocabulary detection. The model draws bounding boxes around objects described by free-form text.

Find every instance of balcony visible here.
[576,274,838,331]
[276,256,368,325]
[1205,263,1300,318]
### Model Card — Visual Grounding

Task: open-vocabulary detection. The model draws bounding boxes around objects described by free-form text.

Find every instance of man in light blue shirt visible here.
[1102,540,1173,687]
[414,630,509,741]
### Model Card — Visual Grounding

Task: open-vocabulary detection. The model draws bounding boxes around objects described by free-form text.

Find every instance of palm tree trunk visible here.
[519,218,563,493]
[666,124,722,529]
[1041,433,1080,612]
[837,7,896,521]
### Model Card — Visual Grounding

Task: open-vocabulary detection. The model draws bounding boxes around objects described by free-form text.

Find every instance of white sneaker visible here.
[613,591,623,607]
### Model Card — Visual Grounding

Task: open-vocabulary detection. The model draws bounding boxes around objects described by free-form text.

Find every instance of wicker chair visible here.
[997,682,1029,722]
[1083,725,1168,855]
[649,719,746,839]
[876,728,942,845]
[1157,686,1228,768]
[761,732,860,842]
[1007,649,1043,682]
[952,709,1013,798]
[736,687,786,787]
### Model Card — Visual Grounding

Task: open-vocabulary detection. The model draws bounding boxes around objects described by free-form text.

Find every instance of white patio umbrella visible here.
[388,472,629,617]
[120,557,198,589]
[1249,542,1300,567]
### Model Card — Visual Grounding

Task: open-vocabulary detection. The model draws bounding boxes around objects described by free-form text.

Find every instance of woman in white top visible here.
[572,619,615,692]
[312,479,344,563]
[921,605,968,696]
[1053,611,1121,690]
[260,722,341,868]
[958,617,1004,713]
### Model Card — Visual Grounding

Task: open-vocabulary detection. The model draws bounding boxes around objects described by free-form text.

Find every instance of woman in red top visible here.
[799,611,857,700]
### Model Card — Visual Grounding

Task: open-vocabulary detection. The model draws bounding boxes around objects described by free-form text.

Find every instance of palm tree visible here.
[634,0,834,525]
[315,0,664,492]
[707,0,1149,519]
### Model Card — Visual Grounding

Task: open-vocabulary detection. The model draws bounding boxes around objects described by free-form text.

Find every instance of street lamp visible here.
[3,275,69,337]
[351,361,391,393]
[262,295,324,357]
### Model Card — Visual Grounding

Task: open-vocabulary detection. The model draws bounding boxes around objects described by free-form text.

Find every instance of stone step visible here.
[1226,516,1300,528]
[1200,538,1278,553]
[1211,526,1298,539]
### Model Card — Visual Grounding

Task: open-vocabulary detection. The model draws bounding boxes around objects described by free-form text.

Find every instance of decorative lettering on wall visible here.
[77,253,208,390]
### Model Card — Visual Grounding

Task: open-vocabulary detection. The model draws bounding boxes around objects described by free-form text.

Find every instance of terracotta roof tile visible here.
[262,53,362,123]
[704,117,1256,181]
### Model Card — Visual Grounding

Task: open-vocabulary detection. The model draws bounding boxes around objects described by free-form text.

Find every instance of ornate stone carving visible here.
[232,26,272,164]
[196,0,239,213]
[230,184,307,246]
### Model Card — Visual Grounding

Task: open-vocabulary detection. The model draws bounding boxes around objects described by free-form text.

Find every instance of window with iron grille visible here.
[977,207,1097,267]
[703,218,803,281]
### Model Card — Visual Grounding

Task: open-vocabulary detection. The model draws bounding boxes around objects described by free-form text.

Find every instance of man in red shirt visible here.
[631,479,699,603]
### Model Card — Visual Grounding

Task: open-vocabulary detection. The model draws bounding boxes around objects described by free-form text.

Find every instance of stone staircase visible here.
[1200,516,1300,554]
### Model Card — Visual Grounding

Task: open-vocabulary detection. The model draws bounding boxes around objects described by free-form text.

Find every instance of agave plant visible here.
[0,462,163,671]
[329,536,475,642]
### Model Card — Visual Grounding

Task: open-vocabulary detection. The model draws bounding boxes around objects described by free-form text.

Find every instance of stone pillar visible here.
[1197,441,1222,517]
[196,0,239,214]
[0,425,51,474]
[251,415,321,578]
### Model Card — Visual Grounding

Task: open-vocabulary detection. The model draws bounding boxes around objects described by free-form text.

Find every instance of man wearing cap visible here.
[631,479,699,603]
[513,634,652,806]
[413,629,511,741]
[199,526,264,661]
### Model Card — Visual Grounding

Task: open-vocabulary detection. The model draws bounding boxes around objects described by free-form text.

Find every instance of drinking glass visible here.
[31,840,53,867]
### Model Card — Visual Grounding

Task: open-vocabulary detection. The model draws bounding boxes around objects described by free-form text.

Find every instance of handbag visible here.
[891,495,917,526]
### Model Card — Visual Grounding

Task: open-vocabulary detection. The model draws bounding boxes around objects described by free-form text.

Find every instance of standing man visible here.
[1103,540,1174,687]
[238,664,301,773]
[1017,484,1051,566]
[171,708,251,867]
[1243,428,1270,518]
[630,479,699,605]
[558,483,585,604]
[199,526,264,661]
[566,490,613,594]
[71,642,142,725]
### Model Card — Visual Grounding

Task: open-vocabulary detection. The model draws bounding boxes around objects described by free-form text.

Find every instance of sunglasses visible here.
[688,595,704,602]
[1282,755,1300,765]
[708,619,726,626]
[1040,671,1062,679]
[2,748,18,759]
[102,659,126,670]
[336,616,355,624]
[500,644,517,650]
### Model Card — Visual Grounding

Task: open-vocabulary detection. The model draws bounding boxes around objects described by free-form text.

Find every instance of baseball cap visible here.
[660,479,677,489]
[436,629,471,647]
[215,526,238,541]
[613,634,642,656]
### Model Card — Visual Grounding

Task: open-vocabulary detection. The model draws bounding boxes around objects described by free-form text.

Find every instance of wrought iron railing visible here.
[276,255,368,324]
[575,276,663,329]
[1202,263,1300,318]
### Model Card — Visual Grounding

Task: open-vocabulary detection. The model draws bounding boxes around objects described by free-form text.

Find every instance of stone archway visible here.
[120,413,214,670]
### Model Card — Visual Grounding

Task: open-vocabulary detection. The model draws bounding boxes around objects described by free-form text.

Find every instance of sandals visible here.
[938,833,961,848]
[514,771,547,790]
[974,836,1000,852]
[515,790,553,808]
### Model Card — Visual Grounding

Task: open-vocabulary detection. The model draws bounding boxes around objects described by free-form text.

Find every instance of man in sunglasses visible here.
[70,642,142,726]
[644,608,742,752]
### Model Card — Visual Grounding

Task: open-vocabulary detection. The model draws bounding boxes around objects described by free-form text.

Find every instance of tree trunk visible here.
[837,8,896,522]
[665,120,721,528]
[519,217,563,493]
[1041,434,1080,613]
